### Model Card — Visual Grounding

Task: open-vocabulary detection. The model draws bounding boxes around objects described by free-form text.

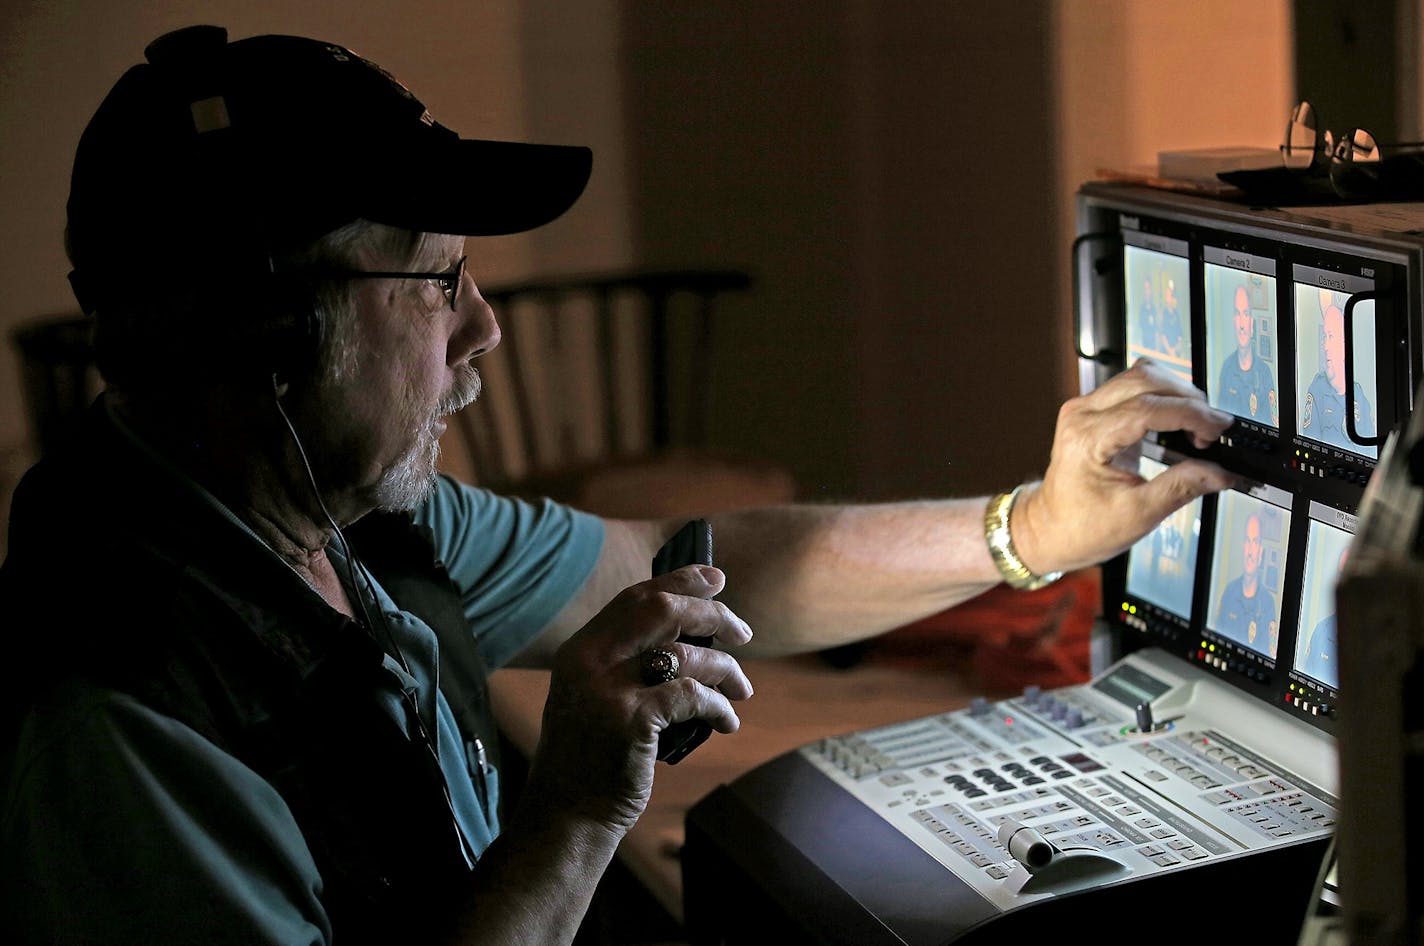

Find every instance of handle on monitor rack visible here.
[1071,231,1122,365]
[1343,289,1387,447]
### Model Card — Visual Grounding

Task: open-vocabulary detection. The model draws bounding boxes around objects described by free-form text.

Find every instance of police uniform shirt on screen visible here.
[1217,286,1276,424]
[1303,371,1374,448]
[1301,301,1374,449]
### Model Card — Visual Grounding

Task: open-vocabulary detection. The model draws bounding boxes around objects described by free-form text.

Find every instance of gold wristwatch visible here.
[984,484,1063,591]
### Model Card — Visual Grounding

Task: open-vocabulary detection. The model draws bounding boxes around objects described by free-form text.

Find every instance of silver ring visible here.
[640,648,680,686]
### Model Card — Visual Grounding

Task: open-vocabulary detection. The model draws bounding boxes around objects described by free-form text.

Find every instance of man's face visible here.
[1324,305,1345,392]
[1243,514,1263,578]
[311,233,500,514]
[1164,282,1175,308]
[1234,287,1253,352]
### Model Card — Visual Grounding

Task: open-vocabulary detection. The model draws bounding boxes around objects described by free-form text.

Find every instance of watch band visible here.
[984,484,1063,591]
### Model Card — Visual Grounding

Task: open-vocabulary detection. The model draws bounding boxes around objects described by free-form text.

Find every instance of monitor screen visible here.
[1123,233,1192,383]
[1207,488,1293,660]
[1292,509,1355,690]
[1293,270,1379,460]
[1204,248,1279,428]
[1125,455,1203,619]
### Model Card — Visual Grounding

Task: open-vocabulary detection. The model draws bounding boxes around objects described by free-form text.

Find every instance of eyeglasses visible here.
[297,255,467,310]
[1281,101,1424,200]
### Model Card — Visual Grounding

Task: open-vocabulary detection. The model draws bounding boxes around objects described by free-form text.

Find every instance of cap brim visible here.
[363,139,593,237]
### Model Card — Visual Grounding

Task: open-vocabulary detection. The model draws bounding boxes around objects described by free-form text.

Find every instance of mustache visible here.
[438,363,482,416]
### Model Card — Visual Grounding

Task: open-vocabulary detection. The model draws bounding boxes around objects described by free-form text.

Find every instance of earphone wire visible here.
[270,375,412,676]
[271,375,477,864]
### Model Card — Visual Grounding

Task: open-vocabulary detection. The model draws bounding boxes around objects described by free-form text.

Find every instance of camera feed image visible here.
[1125,456,1202,619]
[1124,242,1192,383]
[1207,490,1292,660]
[1293,519,1353,691]
[1205,257,1278,428]
[1293,282,1379,459]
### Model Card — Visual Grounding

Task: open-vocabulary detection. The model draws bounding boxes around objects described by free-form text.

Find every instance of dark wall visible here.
[619,1,1061,501]
[619,2,860,498]
[842,3,1061,500]
[1293,0,1404,145]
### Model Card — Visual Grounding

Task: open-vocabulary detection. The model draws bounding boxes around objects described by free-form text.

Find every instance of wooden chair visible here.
[439,269,797,519]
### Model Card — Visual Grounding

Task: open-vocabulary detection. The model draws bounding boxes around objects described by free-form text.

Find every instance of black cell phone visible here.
[652,518,715,764]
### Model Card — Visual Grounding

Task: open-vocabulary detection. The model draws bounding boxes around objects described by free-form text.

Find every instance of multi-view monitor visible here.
[1102,203,1406,734]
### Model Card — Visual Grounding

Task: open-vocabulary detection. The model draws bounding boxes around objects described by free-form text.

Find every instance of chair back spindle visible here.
[451,269,760,503]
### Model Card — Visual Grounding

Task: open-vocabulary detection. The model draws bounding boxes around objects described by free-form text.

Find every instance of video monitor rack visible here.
[1074,181,1424,737]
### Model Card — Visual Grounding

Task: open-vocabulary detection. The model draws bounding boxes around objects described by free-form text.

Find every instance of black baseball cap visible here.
[66,25,593,313]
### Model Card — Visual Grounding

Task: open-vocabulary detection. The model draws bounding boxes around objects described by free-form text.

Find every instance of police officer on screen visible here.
[1216,284,1276,424]
[1214,512,1279,657]
[1158,277,1184,359]
[1302,301,1374,449]
[1301,548,1347,688]
[1137,276,1158,354]
[1302,616,1337,686]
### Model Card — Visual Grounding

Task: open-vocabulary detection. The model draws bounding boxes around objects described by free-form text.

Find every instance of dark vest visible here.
[2,405,499,942]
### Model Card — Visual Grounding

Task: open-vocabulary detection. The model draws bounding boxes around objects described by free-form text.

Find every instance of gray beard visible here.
[373,364,482,512]
[372,422,444,512]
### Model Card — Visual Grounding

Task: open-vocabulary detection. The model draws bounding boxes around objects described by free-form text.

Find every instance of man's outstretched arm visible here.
[526,360,1234,661]
[710,360,1235,656]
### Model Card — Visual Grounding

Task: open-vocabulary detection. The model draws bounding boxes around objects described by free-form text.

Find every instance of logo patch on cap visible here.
[190,96,231,134]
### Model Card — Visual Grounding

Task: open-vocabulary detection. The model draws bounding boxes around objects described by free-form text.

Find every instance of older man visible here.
[0,26,1234,946]
[1216,283,1276,424]
[1214,512,1279,656]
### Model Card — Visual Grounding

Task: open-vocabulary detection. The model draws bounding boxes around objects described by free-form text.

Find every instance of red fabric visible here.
[880,569,1101,693]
